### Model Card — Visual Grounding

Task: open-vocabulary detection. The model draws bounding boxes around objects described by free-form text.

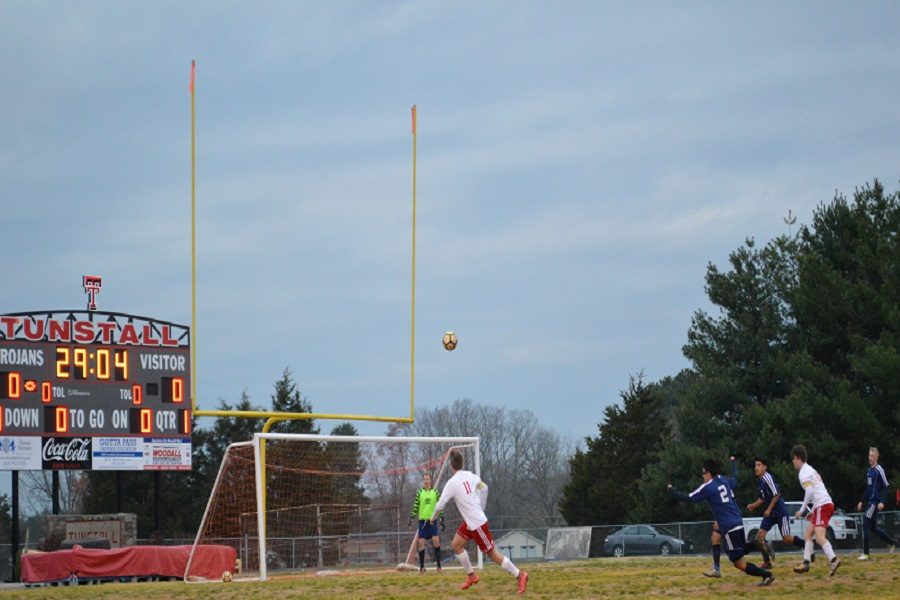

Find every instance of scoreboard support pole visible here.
[154,472,161,533]
[116,472,123,513]
[51,472,60,515]
[11,472,19,581]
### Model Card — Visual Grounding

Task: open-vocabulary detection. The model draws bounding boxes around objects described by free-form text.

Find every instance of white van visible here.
[743,501,858,543]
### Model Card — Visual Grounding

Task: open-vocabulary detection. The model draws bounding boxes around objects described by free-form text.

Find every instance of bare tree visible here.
[21,471,87,516]
[403,399,572,529]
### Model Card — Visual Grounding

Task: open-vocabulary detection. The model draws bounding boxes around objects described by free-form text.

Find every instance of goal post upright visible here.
[474,436,483,571]
[410,104,417,426]
[254,433,268,582]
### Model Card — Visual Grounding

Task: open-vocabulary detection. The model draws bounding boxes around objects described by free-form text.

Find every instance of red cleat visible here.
[517,570,528,594]
[460,572,480,590]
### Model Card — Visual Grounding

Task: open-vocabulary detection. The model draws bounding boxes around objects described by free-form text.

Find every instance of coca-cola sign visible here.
[41,437,92,470]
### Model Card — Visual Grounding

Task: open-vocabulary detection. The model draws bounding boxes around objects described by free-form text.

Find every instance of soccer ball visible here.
[442,331,458,351]
[222,570,232,582]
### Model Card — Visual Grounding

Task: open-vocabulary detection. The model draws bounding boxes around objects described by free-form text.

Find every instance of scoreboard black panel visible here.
[0,311,191,441]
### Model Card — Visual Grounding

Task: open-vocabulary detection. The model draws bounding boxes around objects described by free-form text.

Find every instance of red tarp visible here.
[20,544,236,583]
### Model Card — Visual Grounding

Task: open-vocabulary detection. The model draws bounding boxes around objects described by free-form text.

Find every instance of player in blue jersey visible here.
[669,458,774,586]
[702,457,771,577]
[856,447,897,560]
[746,457,805,561]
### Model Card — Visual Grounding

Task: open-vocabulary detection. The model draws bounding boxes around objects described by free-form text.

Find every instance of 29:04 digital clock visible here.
[55,346,129,380]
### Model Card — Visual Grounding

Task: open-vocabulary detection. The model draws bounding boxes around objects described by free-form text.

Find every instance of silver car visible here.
[603,525,693,557]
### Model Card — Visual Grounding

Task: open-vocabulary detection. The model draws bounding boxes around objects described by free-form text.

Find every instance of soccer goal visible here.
[184,433,481,581]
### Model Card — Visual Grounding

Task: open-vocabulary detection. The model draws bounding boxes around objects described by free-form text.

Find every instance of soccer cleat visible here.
[829,557,841,576]
[436,566,443,574]
[793,561,810,574]
[889,544,896,554]
[419,567,426,575]
[460,572,480,590]
[757,575,775,587]
[857,554,870,561]
[702,569,721,578]
[517,571,528,594]
[810,552,816,563]
[760,561,772,570]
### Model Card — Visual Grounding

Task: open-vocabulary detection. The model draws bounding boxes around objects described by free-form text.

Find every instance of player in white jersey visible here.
[428,450,528,594]
[790,445,841,576]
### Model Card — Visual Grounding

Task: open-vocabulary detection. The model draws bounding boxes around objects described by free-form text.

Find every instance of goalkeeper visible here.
[410,472,444,573]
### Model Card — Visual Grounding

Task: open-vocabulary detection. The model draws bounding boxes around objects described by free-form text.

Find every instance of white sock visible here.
[804,540,813,561]
[457,552,473,574]
[501,556,520,578]
[821,541,836,561]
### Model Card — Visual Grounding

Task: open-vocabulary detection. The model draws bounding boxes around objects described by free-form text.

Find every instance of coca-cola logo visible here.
[42,438,91,462]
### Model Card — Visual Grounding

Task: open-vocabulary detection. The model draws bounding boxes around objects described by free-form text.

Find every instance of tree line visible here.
[562,180,900,525]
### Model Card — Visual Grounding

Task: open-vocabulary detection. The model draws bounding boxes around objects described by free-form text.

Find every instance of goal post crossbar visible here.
[254,433,480,445]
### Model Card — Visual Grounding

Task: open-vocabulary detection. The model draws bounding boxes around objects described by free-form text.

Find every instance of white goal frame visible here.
[252,433,482,581]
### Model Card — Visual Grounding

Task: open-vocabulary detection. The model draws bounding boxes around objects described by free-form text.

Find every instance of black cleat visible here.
[757,575,775,586]
[829,557,841,577]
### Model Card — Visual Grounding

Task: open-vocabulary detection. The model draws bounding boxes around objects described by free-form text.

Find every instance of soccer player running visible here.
[409,472,444,573]
[668,459,775,586]
[428,450,528,594]
[790,445,841,575]
[856,446,897,560]
[703,457,772,577]
[746,457,805,560]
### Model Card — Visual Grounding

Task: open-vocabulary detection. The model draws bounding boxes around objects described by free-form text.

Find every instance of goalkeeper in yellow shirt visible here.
[410,472,444,573]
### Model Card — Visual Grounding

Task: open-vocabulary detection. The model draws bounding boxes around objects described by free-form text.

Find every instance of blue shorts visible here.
[418,520,439,539]
[760,514,792,537]
[722,525,747,562]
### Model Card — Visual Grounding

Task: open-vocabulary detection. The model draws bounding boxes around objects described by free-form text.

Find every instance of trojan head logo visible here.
[83,275,102,311]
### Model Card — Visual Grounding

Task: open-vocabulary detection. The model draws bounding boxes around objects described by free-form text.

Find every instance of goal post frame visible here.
[252,433,481,581]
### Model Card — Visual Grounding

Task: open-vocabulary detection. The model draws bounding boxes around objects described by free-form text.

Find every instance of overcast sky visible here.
[2,1,899,473]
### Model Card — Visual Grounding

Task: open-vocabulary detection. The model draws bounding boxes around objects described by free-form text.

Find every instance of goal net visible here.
[185,433,481,581]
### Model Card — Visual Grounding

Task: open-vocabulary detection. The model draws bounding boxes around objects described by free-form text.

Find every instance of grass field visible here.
[7,553,899,599]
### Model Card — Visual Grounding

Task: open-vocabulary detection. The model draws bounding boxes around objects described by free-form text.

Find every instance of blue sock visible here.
[712,544,721,570]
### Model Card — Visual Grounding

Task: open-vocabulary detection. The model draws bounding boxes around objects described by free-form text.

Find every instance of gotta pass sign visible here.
[0,310,191,470]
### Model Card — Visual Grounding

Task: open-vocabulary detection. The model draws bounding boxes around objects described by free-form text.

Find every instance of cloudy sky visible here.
[2,1,899,462]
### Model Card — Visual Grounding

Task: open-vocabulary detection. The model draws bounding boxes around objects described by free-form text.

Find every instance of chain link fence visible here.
[2,511,897,582]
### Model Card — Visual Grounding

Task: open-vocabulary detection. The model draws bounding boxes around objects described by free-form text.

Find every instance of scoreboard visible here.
[0,310,192,471]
